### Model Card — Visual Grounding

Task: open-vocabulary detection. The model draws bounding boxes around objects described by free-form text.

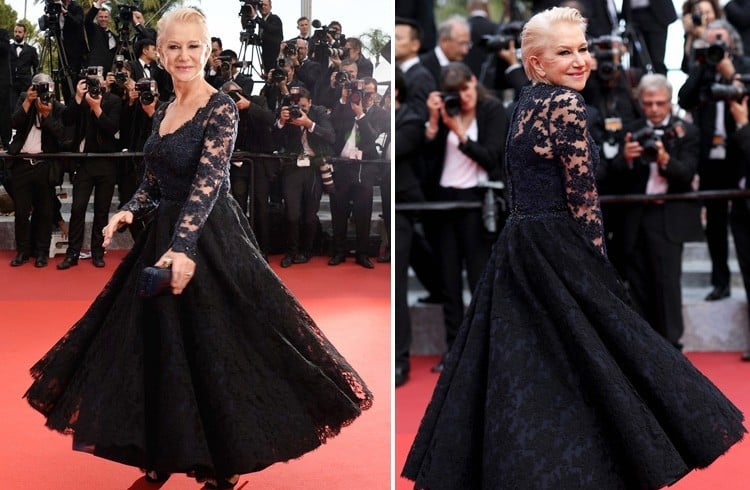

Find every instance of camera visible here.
[135,79,157,105]
[283,41,298,57]
[217,54,233,75]
[39,0,63,30]
[118,2,140,24]
[589,35,623,81]
[80,66,104,98]
[710,74,750,101]
[286,86,303,119]
[347,79,366,104]
[239,0,262,32]
[691,9,703,27]
[478,21,523,51]
[270,59,287,83]
[335,70,351,87]
[318,158,335,194]
[33,82,55,104]
[630,124,676,162]
[309,19,345,63]
[693,36,728,66]
[113,55,128,86]
[441,92,461,117]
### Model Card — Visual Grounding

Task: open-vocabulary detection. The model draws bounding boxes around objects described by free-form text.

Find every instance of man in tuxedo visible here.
[294,38,323,97]
[272,87,335,267]
[7,73,70,268]
[0,28,12,150]
[419,15,471,86]
[58,76,122,270]
[253,0,283,75]
[622,0,677,75]
[296,16,311,42]
[10,23,39,107]
[85,1,118,72]
[58,0,86,75]
[608,74,701,349]
[396,17,436,121]
[131,38,172,100]
[678,19,750,301]
[464,1,498,78]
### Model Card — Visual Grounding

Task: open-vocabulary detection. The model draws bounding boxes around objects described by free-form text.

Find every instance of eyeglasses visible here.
[449,38,472,49]
[641,100,670,107]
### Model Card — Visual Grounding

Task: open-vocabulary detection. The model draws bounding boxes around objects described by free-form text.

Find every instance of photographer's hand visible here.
[498,40,519,66]
[655,140,670,170]
[278,106,291,125]
[75,79,87,105]
[85,91,103,116]
[290,110,312,129]
[132,10,145,27]
[729,97,749,129]
[716,57,736,81]
[23,86,37,112]
[623,132,643,164]
[37,99,52,118]
[351,98,364,118]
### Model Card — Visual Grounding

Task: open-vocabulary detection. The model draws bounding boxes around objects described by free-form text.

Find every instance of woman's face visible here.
[531,22,592,91]
[695,1,717,24]
[158,21,210,84]
[457,76,478,113]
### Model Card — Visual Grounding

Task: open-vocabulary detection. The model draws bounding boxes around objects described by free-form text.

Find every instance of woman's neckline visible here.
[157,91,220,138]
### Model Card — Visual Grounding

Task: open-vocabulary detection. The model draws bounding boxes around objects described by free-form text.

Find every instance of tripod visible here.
[38,23,75,103]
[237,30,265,87]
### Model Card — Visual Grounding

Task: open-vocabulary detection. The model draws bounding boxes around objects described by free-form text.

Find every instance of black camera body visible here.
[441,92,461,117]
[691,9,703,27]
[217,54,233,75]
[239,0,263,32]
[589,35,622,81]
[309,19,345,62]
[118,2,139,24]
[283,41,298,57]
[270,59,287,83]
[347,79,366,104]
[335,71,351,87]
[33,82,55,104]
[694,38,728,66]
[631,124,676,162]
[285,86,303,119]
[710,74,750,101]
[80,66,104,98]
[135,79,157,105]
[479,21,523,51]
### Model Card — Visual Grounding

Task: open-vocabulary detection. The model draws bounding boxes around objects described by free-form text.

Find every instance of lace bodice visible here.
[506,84,605,256]
[122,92,239,258]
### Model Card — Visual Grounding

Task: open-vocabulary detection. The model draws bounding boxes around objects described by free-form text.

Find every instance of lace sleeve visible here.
[121,156,160,218]
[549,89,605,256]
[170,97,238,259]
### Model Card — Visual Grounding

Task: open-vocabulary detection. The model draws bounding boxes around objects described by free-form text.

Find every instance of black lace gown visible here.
[402,84,745,489]
[24,92,373,478]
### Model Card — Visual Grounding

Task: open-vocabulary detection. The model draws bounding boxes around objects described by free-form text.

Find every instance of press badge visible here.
[297,155,311,167]
[604,117,623,132]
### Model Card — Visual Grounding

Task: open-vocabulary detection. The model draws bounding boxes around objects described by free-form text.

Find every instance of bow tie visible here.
[14,43,23,47]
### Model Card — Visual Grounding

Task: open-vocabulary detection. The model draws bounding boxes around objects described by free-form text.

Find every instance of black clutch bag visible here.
[137,266,172,298]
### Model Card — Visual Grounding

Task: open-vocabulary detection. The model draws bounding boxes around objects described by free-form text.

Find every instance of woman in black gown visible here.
[24,8,372,489]
[402,7,745,490]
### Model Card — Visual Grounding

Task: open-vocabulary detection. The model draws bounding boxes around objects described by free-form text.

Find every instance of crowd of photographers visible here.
[0,0,391,272]
[394,0,750,387]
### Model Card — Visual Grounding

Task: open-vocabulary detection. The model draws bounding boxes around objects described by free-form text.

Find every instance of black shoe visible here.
[395,366,409,387]
[292,253,310,264]
[34,256,48,268]
[92,256,105,268]
[10,253,30,267]
[144,470,171,483]
[280,255,294,268]
[355,254,374,269]
[203,476,239,489]
[328,253,346,266]
[704,285,730,301]
[742,351,750,362]
[57,257,78,270]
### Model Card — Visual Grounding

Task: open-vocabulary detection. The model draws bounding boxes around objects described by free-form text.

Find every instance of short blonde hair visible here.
[521,7,588,83]
[156,7,211,49]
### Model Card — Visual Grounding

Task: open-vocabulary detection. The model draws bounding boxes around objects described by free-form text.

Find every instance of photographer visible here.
[85,1,118,74]
[131,38,172,101]
[220,81,277,256]
[329,77,389,269]
[243,0,283,75]
[479,23,530,101]
[343,37,374,79]
[204,37,224,89]
[316,58,358,113]
[678,19,750,301]
[291,38,323,97]
[261,59,304,114]
[58,71,122,270]
[607,74,701,349]
[130,8,157,45]
[272,87,335,268]
[680,0,722,73]
[41,0,86,100]
[6,74,71,268]
[218,49,255,96]
[726,94,750,360]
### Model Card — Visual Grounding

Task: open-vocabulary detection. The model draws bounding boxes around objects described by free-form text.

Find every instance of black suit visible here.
[85,6,118,72]
[607,117,701,347]
[296,58,323,97]
[8,97,69,258]
[396,0,437,54]
[9,42,39,104]
[63,90,122,260]
[0,29,13,149]
[401,60,435,121]
[273,105,335,256]
[728,124,750,340]
[424,96,508,349]
[418,49,443,87]
[259,12,283,74]
[622,0,677,74]
[61,1,87,74]
[465,14,498,78]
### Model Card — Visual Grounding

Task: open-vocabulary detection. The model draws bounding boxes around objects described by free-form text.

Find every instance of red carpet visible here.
[0,251,391,489]
[396,354,750,490]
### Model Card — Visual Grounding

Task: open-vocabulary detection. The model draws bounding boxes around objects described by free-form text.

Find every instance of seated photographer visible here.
[7,74,70,268]
[422,62,507,369]
[726,94,750,360]
[329,77,389,269]
[260,59,305,114]
[59,71,122,270]
[220,81,277,256]
[606,74,701,350]
[678,18,750,301]
[272,87,335,268]
[85,1,118,73]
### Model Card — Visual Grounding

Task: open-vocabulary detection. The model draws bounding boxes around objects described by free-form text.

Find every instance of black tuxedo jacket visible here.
[609,116,702,250]
[465,15,498,78]
[235,94,275,153]
[395,0,436,53]
[418,49,442,87]
[64,91,122,152]
[10,43,39,91]
[9,97,70,154]
[422,96,508,200]
[273,104,335,158]
[85,6,118,71]
[296,58,323,96]
[259,13,283,73]
[402,61,436,121]
[330,102,389,161]
[622,0,677,29]
[130,59,173,100]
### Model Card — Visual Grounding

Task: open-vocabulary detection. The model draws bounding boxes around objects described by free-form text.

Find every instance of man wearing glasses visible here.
[419,15,471,86]
[606,73,701,350]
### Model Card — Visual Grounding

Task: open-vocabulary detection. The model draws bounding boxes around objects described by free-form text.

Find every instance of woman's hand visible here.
[156,249,196,295]
[102,210,134,247]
